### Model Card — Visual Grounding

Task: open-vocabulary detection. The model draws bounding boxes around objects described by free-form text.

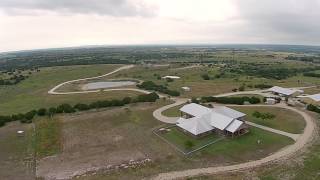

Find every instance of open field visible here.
[231,106,306,134]
[108,65,320,99]
[303,86,320,94]
[0,64,148,115]
[33,99,295,179]
[0,122,34,180]
[35,117,62,159]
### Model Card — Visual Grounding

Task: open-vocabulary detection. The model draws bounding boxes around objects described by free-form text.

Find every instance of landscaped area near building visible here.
[231,106,306,134]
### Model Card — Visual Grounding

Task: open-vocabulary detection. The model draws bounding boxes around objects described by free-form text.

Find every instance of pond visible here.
[82,81,137,90]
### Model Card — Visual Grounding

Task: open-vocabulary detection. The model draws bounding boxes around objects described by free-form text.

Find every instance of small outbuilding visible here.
[265,98,277,105]
[162,76,181,79]
[267,86,303,97]
[181,86,191,91]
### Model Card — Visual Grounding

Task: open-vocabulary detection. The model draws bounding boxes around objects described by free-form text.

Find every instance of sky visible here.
[0,0,320,52]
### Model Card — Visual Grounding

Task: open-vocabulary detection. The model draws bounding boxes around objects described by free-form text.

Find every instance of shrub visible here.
[37,108,47,116]
[201,96,260,105]
[201,74,210,80]
[74,103,90,111]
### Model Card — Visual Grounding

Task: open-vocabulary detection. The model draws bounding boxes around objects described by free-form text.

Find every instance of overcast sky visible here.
[0,0,319,52]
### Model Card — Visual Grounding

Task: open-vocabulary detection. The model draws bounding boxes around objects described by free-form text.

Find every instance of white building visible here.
[265,98,277,105]
[181,86,191,91]
[268,86,303,97]
[177,103,247,136]
[162,76,181,79]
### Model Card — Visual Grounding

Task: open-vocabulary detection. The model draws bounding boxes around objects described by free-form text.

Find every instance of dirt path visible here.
[48,65,134,95]
[152,101,316,180]
[152,98,189,123]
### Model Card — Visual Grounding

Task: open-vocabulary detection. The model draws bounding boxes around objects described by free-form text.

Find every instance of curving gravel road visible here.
[48,65,135,95]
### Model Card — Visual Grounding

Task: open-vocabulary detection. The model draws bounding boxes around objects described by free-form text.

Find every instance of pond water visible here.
[82,81,136,90]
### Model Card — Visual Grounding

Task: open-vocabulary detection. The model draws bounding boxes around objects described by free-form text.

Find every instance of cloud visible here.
[234,0,320,44]
[0,0,156,17]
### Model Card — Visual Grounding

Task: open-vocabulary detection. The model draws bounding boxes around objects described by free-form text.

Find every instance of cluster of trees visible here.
[201,96,261,105]
[231,64,319,80]
[0,74,28,86]
[254,84,273,89]
[306,104,320,113]
[286,56,320,63]
[0,92,160,127]
[137,81,180,96]
[252,111,275,120]
[303,72,320,78]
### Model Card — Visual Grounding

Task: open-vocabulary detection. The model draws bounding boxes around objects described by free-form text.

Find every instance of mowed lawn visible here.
[231,106,306,134]
[162,104,185,117]
[0,122,35,180]
[160,126,222,152]
[0,64,147,115]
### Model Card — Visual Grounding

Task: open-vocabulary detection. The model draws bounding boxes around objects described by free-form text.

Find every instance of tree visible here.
[48,107,57,116]
[122,97,132,104]
[201,74,210,80]
[37,108,47,116]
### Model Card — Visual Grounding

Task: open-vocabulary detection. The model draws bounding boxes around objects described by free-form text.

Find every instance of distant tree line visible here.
[0,92,159,127]
[137,81,180,96]
[306,104,320,113]
[200,96,261,105]
[303,72,320,78]
[286,56,320,63]
[230,64,319,80]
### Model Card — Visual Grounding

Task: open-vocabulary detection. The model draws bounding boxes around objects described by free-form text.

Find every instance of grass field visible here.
[0,122,35,180]
[162,103,185,117]
[231,106,306,134]
[35,117,62,159]
[108,65,319,99]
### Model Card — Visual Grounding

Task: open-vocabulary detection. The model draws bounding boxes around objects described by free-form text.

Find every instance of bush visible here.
[307,104,320,113]
[254,84,273,89]
[37,108,47,116]
[48,107,57,116]
[136,92,159,102]
[201,74,210,80]
[74,103,90,111]
[25,110,36,120]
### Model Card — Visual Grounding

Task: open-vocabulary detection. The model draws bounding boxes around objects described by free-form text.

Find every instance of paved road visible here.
[152,102,316,180]
[48,65,134,95]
